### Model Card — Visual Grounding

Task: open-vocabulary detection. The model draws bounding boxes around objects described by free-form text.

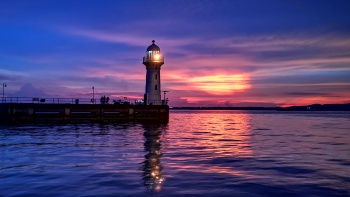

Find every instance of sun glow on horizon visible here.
[189,74,251,95]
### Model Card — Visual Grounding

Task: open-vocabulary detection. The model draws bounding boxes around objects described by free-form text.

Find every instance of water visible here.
[1,110,350,196]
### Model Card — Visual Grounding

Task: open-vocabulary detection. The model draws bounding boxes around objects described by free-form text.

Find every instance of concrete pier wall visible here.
[0,103,169,123]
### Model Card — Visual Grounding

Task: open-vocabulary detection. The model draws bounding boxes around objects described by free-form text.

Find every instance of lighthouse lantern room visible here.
[143,40,164,105]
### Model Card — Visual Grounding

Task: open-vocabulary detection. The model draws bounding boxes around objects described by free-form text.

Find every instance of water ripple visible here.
[1,111,350,196]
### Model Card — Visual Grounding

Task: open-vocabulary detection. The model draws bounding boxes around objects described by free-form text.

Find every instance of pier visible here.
[0,101,169,124]
[1,40,170,124]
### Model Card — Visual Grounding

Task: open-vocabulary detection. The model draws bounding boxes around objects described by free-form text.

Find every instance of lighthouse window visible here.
[155,74,157,80]
[155,84,157,90]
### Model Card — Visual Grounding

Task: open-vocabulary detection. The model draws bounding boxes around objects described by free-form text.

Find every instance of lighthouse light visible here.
[154,54,160,61]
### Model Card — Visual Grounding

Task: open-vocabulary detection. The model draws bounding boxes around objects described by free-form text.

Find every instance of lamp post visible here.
[2,83,7,103]
[162,90,169,101]
[162,90,169,105]
[92,86,95,104]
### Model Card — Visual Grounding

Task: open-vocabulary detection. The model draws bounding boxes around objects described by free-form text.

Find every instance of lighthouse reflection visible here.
[141,123,167,191]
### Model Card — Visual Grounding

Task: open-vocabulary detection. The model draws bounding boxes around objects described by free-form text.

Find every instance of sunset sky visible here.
[1,0,350,107]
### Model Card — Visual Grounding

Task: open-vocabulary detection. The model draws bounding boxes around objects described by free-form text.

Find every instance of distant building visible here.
[143,40,164,105]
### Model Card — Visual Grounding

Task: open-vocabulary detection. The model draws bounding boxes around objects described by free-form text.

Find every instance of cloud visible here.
[9,83,54,97]
[188,74,251,95]
[251,71,350,85]
[63,27,196,51]
[285,92,340,97]
[0,73,21,81]
[1,1,350,107]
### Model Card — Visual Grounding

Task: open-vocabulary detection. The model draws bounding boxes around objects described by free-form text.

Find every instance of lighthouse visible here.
[143,40,164,105]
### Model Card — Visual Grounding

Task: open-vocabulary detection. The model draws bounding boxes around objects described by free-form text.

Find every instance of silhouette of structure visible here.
[0,41,170,123]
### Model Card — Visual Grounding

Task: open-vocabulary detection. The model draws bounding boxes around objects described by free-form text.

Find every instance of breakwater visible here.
[0,103,169,123]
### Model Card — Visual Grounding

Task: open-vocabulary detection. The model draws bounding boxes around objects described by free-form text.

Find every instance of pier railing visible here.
[1,97,93,104]
[1,97,169,105]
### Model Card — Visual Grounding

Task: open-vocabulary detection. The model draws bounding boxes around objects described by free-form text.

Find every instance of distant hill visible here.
[171,103,350,111]
[171,107,278,110]
[279,103,350,111]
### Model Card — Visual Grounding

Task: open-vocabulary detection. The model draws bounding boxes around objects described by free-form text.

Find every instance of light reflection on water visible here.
[0,110,350,196]
[141,124,166,191]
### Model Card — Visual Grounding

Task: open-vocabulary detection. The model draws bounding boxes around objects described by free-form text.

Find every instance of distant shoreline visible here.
[171,103,350,111]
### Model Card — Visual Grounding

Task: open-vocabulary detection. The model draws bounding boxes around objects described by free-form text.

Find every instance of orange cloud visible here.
[189,74,251,95]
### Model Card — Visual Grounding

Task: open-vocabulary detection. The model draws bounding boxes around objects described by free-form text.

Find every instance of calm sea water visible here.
[1,110,350,197]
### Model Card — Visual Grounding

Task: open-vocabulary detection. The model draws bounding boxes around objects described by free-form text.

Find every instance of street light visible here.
[92,86,95,104]
[162,90,169,105]
[2,83,7,103]
[162,90,169,101]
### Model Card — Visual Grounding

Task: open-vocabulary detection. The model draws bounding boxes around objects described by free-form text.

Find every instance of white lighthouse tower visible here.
[143,40,164,105]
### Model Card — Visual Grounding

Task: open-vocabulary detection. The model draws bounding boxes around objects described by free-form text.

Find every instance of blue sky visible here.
[1,0,350,106]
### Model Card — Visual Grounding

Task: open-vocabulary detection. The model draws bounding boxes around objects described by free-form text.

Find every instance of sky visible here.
[1,0,350,107]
